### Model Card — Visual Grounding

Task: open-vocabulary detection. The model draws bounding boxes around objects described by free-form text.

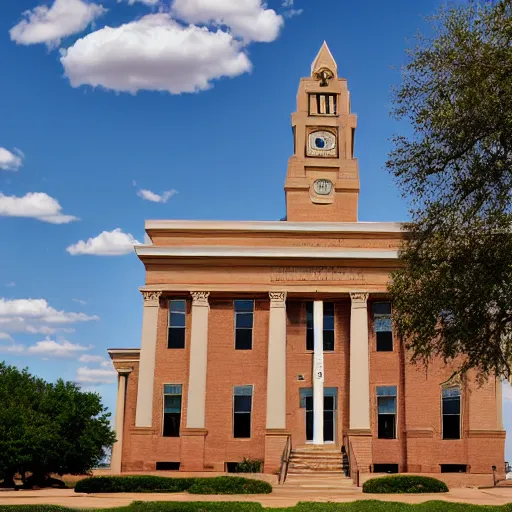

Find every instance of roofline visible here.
[108,348,140,359]
[135,246,399,260]
[145,220,405,234]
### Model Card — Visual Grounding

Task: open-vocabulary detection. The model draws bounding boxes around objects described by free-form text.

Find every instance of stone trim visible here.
[191,292,210,307]
[466,430,506,439]
[348,429,372,437]
[116,367,133,376]
[181,428,208,437]
[406,428,434,439]
[269,292,287,307]
[141,290,162,306]
[350,292,369,304]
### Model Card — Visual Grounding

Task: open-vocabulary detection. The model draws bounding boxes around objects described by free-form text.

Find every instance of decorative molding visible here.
[350,292,369,304]
[141,290,162,305]
[116,367,133,376]
[347,429,372,437]
[269,291,287,307]
[406,428,434,439]
[191,291,210,307]
[467,430,506,439]
[181,428,208,437]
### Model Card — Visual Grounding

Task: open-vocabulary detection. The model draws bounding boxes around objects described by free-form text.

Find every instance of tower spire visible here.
[311,41,338,79]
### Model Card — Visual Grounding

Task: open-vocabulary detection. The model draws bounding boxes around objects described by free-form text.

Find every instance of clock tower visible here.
[285,42,360,222]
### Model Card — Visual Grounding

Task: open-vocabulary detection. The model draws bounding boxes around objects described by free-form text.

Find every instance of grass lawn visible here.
[0,502,512,511]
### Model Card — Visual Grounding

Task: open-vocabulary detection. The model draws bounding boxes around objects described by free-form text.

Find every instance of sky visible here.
[2,0,511,462]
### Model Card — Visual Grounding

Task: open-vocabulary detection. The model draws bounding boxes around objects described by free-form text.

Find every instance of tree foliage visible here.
[388,0,512,378]
[0,362,115,487]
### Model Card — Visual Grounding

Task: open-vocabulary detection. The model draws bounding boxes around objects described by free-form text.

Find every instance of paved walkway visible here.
[1,487,512,508]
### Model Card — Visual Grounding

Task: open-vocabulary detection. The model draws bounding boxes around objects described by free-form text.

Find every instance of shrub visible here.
[362,475,448,494]
[235,458,263,474]
[74,475,272,495]
[188,477,272,495]
[74,476,196,494]
[129,503,264,512]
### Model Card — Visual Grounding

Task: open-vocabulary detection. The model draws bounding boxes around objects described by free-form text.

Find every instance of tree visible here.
[0,362,115,487]
[387,0,512,379]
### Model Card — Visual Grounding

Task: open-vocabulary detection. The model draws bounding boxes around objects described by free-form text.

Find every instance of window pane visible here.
[376,386,397,397]
[324,315,335,331]
[168,327,185,349]
[234,300,254,312]
[306,303,313,329]
[378,414,396,439]
[170,300,186,313]
[163,412,181,437]
[443,414,461,439]
[442,387,461,399]
[376,331,393,351]
[306,328,314,351]
[164,384,182,395]
[378,396,397,414]
[234,413,251,438]
[235,329,252,350]
[443,396,460,415]
[234,396,252,413]
[324,303,335,316]
[164,395,182,414]
[236,313,253,329]
[323,330,335,351]
[170,312,186,328]
[324,396,335,410]
[375,317,392,332]
[234,385,253,396]
[373,302,391,315]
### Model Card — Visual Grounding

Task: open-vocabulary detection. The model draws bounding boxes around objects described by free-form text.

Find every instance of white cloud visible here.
[72,298,87,305]
[27,337,92,358]
[127,0,159,4]
[60,13,252,94]
[0,192,78,224]
[0,342,25,354]
[6,282,16,288]
[66,228,141,256]
[76,366,117,384]
[137,188,178,203]
[79,354,106,364]
[171,0,283,43]
[9,0,107,47]
[0,333,13,341]
[0,148,24,171]
[503,381,512,401]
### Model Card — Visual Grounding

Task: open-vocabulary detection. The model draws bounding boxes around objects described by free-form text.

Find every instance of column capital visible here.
[117,367,133,376]
[141,290,162,306]
[269,292,287,308]
[191,292,210,307]
[350,292,369,305]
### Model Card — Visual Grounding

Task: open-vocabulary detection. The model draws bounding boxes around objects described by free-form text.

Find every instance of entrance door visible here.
[304,392,337,443]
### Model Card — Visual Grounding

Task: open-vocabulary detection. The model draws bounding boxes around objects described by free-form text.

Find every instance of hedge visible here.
[362,475,449,494]
[74,476,272,495]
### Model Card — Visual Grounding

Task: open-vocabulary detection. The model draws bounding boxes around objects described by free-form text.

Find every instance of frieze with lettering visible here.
[271,267,366,283]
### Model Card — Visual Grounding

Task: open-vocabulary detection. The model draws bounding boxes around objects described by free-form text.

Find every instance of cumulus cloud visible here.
[0,148,24,171]
[171,0,283,43]
[79,354,105,364]
[76,366,117,384]
[0,298,98,335]
[126,0,159,4]
[60,13,252,94]
[0,192,78,224]
[27,337,92,358]
[66,228,140,256]
[137,188,178,203]
[72,298,87,305]
[9,0,107,47]
[0,333,13,341]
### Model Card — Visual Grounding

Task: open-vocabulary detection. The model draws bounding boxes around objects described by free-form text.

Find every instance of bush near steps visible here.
[362,475,449,494]
[74,475,272,494]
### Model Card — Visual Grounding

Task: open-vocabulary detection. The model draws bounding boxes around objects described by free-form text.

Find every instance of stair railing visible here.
[278,434,292,484]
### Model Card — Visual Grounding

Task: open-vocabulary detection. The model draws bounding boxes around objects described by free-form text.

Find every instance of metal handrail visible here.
[278,434,292,484]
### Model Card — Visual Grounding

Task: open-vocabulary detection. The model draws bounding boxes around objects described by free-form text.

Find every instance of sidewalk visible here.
[0,487,512,508]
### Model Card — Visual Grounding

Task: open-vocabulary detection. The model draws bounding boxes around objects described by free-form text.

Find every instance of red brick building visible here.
[109,43,505,486]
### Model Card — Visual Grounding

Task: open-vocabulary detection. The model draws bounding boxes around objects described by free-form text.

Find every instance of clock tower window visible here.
[309,93,337,116]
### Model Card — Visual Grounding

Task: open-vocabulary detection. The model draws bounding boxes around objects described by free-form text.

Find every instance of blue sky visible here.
[2,0,511,461]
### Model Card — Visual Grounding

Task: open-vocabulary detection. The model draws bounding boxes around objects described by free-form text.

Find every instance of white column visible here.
[111,368,132,473]
[349,292,370,431]
[313,300,324,445]
[266,292,287,429]
[135,291,161,427]
[186,292,210,429]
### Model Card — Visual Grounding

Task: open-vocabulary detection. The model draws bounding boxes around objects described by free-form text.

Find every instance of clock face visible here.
[313,179,333,196]
[307,130,337,157]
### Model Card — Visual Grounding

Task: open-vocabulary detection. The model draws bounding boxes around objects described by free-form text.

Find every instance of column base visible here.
[180,429,208,472]
[264,429,291,474]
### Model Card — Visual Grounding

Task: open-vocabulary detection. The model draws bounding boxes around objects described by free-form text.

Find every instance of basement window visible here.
[373,464,399,474]
[225,462,239,473]
[156,462,180,471]
[441,464,467,473]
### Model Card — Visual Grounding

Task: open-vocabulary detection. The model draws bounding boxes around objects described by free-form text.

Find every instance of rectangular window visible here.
[163,384,182,437]
[156,462,180,471]
[306,302,335,351]
[441,464,467,473]
[373,464,399,474]
[234,300,254,350]
[442,387,461,440]
[309,94,337,115]
[233,385,253,438]
[168,300,186,349]
[373,302,393,352]
[377,386,397,439]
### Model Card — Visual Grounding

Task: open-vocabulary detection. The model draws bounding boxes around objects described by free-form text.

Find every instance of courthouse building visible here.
[109,43,505,485]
